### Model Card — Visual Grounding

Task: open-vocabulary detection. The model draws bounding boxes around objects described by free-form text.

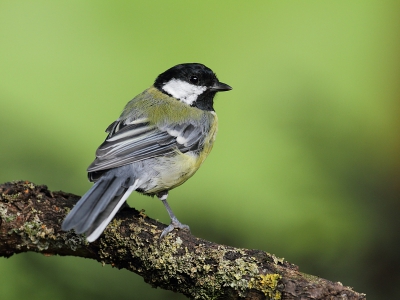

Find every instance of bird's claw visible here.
[160,218,190,239]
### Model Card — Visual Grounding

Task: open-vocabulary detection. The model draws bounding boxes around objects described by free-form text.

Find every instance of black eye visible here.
[189,75,199,84]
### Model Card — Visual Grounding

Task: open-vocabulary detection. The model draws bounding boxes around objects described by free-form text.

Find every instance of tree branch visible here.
[0,181,365,299]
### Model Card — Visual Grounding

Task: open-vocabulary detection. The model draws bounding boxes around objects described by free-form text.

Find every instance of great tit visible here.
[62,63,232,242]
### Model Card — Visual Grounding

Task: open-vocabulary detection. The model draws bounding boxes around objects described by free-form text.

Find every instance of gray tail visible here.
[62,170,137,242]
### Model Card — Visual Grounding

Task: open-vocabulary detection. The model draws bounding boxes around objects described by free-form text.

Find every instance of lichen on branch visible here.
[0,181,366,300]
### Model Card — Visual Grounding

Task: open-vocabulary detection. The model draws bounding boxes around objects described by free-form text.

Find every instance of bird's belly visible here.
[139,151,202,194]
[136,120,217,195]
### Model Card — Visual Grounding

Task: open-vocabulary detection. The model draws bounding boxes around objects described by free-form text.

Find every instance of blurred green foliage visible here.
[1,1,399,299]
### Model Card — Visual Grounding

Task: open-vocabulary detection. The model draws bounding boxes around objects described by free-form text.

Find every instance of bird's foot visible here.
[160,218,190,239]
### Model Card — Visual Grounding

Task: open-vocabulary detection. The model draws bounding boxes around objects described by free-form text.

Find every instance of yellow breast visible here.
[149,113,218,193]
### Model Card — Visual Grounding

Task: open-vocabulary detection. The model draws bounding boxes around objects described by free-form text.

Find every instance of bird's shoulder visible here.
[120,86,215,127]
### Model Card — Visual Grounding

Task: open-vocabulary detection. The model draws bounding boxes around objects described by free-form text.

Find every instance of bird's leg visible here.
[157,191,190,239]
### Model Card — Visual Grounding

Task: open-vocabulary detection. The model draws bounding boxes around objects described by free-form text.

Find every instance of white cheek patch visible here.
[162,79,207,105]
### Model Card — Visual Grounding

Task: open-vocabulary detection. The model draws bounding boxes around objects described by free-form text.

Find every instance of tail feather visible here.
[62,178,112,230]
[62,177,115,232]
[73,176,125,234]
[86,183,137,242]
[61,170,138,241]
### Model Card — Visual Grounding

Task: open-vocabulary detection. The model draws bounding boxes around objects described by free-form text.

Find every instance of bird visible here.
[61,63,232,242]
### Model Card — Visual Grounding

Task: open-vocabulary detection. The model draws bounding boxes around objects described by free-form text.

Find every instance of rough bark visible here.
[0,181,366,300]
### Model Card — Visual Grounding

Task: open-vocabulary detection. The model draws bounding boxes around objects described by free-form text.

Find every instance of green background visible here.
[1,1,399,299]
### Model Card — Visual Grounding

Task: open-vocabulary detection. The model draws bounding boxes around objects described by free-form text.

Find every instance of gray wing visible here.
[87,117,207,173]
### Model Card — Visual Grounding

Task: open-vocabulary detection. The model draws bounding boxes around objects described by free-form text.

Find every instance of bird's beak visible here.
[210,82,232,92]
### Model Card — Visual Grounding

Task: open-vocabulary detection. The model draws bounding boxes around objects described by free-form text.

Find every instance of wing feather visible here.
[87,117,209,173]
